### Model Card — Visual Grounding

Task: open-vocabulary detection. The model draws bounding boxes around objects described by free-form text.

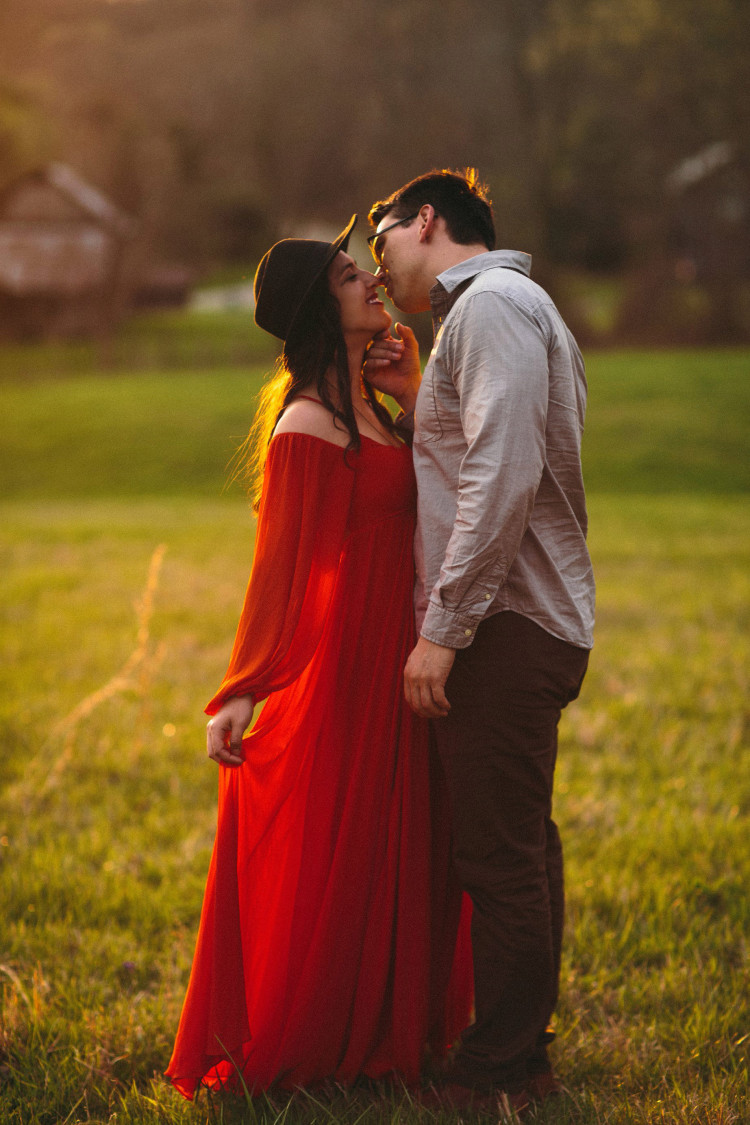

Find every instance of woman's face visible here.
[327,251,391,339]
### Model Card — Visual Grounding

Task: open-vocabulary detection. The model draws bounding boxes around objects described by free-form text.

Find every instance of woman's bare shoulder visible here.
[272,397,349,449]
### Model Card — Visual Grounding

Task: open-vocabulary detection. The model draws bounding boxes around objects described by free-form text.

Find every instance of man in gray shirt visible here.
[367,169,595,1113]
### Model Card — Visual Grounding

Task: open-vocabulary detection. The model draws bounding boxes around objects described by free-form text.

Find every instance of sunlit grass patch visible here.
[0,493,747,1123]
[1,346,749,1121]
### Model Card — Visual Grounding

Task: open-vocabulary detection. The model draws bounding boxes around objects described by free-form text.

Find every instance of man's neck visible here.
[428,241,489,283]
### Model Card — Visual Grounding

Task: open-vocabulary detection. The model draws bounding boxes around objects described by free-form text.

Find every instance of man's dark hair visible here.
[368,168,495,251]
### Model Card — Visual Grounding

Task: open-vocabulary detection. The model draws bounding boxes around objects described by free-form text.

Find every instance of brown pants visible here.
[433,610,589,1092]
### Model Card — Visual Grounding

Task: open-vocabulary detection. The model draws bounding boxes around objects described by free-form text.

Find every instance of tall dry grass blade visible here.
[0,964,32,1011]
[40,543,168,791]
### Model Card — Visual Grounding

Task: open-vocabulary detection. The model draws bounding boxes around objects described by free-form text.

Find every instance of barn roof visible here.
[666,142,735,194]
[0,164,137,296]
[0,163,137,238]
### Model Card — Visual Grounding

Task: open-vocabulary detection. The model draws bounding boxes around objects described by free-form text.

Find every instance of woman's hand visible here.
[206,694,255,766]
[364,323,422,414]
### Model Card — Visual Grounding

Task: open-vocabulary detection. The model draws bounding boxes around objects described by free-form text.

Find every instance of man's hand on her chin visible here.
[364,324,421,414]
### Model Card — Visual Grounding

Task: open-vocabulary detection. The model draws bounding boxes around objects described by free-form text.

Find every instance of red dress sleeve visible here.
[205,433,355,714]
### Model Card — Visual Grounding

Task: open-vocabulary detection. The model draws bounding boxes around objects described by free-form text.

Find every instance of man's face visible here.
[370,209,431,315]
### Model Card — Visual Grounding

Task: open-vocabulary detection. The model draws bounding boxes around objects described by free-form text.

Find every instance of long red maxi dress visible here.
[166,431,473,1099]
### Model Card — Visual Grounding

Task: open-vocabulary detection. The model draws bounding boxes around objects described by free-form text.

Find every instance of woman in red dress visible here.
[166,217,472,1099]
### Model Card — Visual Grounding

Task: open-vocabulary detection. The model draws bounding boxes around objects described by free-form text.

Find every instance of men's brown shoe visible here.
[527,1069,565,1102]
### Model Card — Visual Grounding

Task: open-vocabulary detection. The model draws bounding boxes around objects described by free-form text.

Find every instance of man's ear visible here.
[417,204,436,243]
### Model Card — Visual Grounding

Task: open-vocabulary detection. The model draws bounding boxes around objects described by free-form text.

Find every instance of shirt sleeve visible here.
[205,433,355,713]
[420,289,549,648]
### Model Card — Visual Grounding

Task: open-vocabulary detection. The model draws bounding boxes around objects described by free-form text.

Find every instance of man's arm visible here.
[403,290,548,718]
[422,288,550,648]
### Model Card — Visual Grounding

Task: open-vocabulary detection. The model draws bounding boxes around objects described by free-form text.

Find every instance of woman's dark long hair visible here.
[235,272,400,509]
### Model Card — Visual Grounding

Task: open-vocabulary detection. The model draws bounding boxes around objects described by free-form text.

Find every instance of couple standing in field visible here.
[166,169,595,1119]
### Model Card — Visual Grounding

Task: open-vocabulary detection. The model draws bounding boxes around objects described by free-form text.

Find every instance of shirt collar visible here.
[428,250,532,332]
[435,249,532,294]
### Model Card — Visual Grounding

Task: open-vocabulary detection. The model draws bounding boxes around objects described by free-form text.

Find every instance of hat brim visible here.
[283,214,357,347]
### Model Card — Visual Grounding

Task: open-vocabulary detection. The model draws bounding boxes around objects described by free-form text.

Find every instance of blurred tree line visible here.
[1,0,748,341]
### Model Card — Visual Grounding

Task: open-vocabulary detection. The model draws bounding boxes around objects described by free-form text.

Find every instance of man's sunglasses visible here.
[367,212,421,266]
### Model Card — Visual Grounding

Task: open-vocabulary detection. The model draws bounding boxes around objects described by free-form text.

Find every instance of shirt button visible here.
[484,593,491,600]
[464,629,473,637]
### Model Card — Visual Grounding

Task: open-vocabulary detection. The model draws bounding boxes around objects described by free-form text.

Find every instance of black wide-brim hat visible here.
[253,215,357,343]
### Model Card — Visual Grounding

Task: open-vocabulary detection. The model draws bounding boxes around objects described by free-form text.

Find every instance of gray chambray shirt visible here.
[412,249,595,650]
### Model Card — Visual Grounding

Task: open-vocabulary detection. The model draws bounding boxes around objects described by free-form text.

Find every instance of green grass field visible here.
[1,344,748,1124]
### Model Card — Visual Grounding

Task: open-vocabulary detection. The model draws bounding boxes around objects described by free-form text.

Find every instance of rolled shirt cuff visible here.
[419,600,485,649]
